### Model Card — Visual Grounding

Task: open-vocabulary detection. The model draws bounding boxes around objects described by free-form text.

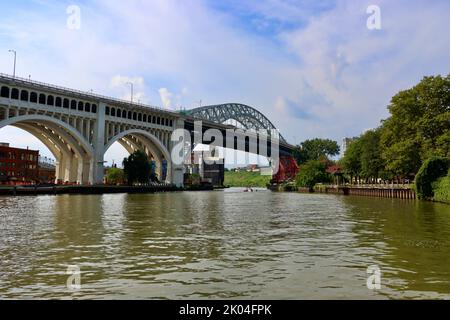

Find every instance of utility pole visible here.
[8,50,16,78]
[126,82,134,103]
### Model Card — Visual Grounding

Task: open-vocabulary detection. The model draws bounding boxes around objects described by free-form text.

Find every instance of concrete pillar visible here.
[91,102,106,184]
[170,118,185,187]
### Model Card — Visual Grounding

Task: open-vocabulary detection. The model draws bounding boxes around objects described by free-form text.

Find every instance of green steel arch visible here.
[185,103,286,143]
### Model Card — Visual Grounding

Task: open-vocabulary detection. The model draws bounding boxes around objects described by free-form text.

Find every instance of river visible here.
[0,189,449,299]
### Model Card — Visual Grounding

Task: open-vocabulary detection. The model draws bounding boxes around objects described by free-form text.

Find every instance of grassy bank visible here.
[432,173,450,204]
[224,171,271,188]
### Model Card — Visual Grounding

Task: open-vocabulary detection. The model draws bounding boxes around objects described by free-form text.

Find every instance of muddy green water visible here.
[0,189,449,299]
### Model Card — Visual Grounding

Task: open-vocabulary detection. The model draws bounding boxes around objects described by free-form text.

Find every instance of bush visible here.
[295,160,330,189]
[415,157,450,199]
[432,171,450,204]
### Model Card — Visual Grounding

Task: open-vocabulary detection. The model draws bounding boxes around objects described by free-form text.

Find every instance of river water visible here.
[0,189,449,299]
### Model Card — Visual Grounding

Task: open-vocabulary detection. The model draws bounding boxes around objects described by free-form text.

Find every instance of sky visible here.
[0,0,449,166]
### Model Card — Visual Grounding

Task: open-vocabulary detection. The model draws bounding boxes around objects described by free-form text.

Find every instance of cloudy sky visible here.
[0,0,449,165]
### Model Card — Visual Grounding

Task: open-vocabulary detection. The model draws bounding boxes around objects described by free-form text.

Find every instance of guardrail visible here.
[0,73,178,115]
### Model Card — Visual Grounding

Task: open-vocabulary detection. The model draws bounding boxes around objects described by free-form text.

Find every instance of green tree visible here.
[295,160,330,188]
[123,151,152,185]
[380,74,450,177]
[342,138,363,183]
[106,167,124,185]
[294,138,340,164]
[359,129,385,182]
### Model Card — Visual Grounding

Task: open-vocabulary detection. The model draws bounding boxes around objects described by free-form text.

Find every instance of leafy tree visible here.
[123,151,152,185]
[380,74,450,177]
[342,138,363,183]
[295,160,330,188]
[106,167,124,185]
[294,138,340,164]
[359,129,385,181]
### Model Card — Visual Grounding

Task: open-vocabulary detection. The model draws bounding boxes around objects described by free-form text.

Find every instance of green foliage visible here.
[224,171,271,188]
[294,138,340,164]
[342,138,363,180]
[295,160,331,188]
[123,151,152,185]
[415,157,450,200]
[380,74,450,176]
[340,74,449,185]
[432,171,450,204]
[106,167,124,185]
[359,129,385,180]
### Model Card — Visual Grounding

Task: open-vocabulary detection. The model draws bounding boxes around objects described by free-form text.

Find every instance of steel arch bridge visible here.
[185,103,287,144]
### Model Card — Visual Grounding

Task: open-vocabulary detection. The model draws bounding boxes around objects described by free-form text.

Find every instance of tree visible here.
[359,129,385,182]
[295,160,330,188]
[123,151,152,185]
[380,74,450,177]
[106,167,124,185]
[342,138,363,183]
[294,138,340,164]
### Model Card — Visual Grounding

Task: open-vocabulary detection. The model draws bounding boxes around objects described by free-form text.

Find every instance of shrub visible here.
[432,170,450,204]
[415,157,450,199]
[295,160,330,189]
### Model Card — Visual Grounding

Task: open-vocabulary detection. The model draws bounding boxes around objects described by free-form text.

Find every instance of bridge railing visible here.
[0,73,177,115]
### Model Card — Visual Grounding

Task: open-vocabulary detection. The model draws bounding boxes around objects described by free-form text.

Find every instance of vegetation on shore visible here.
[340,75,449,184]
[224,171,271,188]
[290,74,449,200]
[415,157,450,203]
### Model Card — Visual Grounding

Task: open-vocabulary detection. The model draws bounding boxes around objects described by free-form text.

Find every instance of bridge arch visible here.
[0,115,94,184]
[105,129,172,182]
[185,103,286,143]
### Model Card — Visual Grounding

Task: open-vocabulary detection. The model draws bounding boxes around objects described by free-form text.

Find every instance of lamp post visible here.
[126,82,134,103]
[8,50,16,78]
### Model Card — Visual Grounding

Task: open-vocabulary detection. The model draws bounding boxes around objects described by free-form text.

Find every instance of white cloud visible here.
[0,0,449,156]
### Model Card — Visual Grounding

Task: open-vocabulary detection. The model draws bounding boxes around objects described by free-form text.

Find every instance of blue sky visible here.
[0,0,449,165]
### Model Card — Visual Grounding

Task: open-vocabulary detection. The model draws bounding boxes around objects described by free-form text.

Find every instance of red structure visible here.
[272,155,299,184]
[0,143,39,185]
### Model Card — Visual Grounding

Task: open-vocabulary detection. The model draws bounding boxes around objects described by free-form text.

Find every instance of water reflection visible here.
[0,191,449,299]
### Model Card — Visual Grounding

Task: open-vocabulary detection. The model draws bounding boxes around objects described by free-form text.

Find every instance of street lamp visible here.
[8,50,16,78]
[126,82,134,103]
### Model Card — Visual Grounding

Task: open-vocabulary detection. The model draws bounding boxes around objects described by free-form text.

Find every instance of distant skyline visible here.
[1,0,449,165]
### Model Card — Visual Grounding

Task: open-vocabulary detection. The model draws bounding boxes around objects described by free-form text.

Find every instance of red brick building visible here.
[0,143,39,185]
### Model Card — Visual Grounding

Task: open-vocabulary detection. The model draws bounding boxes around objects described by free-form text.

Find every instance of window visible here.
[11,88,19,100]
[111,108,116,117]
[30,92,38,103]
[47,95,54,106]
[71,100,77,110]
[105,106,110,116]
[39,94,46,104]
[20,90,29,102]
[0,86,9,98]
[85,103,91,113]
[78,101,84,111]
[91,104,97,113]
[55,97,62,107]
[63,98,70,108]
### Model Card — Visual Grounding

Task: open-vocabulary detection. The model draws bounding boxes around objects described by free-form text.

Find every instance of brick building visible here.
[0,143,39,185]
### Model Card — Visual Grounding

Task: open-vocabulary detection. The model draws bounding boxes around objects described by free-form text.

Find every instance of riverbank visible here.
[224,171,271,188]
[270,184,417,200]
[0,184,216,196]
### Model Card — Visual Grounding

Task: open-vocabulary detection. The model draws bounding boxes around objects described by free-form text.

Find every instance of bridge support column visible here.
[170,119,185,187]
[92,102,106,184]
